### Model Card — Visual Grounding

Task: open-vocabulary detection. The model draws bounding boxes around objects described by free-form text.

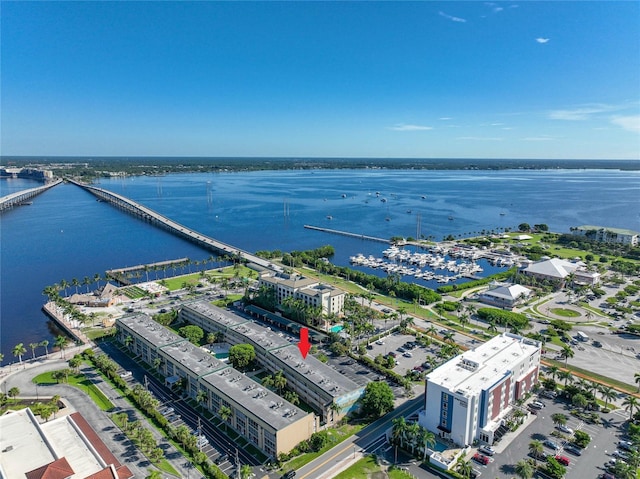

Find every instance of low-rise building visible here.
[478,283,532,309]
[179,301,364,424]
[0,408,133,479]
[419,333,541,447]
[572,225,639,247]
[116,314,315,457]
[521,258,580,282]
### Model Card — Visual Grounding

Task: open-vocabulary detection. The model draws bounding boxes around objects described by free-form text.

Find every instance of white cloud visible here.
[439,11,467,23]
[549,104,623,121]
[457,136,503,141]
[610,115,640,132]
[536,38,550,44]
[439,117,453,121]
[522,136,554,141]
[389,124,433,131]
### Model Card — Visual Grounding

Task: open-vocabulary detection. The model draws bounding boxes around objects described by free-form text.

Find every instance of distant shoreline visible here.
[1,156,639,177]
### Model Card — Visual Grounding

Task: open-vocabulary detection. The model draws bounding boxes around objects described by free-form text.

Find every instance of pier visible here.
[304,225,391,243]
[68,180,282,273]
[106,258,191,285]
[0,179,62,212]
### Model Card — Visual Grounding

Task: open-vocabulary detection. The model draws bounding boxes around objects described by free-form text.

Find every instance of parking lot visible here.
[364,333,432,375]
[471,392,630,479]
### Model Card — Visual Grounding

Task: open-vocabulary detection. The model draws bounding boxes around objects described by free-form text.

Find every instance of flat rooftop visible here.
[427,333,540,397]
[183,301,363,399]
[183,301,249,329]
[160,341,228,378]
[116,315,307,431]
[0,409,105,479]
[576,225,640,235]
[201,366,310,431]
[119,314,185,348]
[271,345,363,400]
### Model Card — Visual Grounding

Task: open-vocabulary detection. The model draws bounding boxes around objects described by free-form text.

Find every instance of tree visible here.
[558,370,573,387]
[8,387,20,403]
[360,381,394,418]
[240,464,252,479]
[547,365,560,381]
[40,339,49,357]
[146,469,162,479]
[572,393,588,411]
[195,390,208,411]
[623,395,640,421]
[551,413,567,427]
[68,355,82,373]
[528,440,544,460]
[178,325,204,345]
[29,342,39,360]
[515,460,534,479]
[560,345,574,365]
[419,426,436,461]
[455,458,473,479]
[218,405,232,423]
[54,335,68,359]
[391,416,408,445]
[635,372,640,393]
[518,223,531,232]
[599,385,617,409]
[12,343,26,365]
[229,343,256,370]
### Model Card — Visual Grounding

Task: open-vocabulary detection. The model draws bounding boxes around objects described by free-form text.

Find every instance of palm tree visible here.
[528,439,544,460]
[623,395,639,421]
[54,335,68,359]
[599,385,617,409]
[40,339,49,357]
[218,405,232,425]
[391,416,408,446]
[547,365,560,382]
[551,413,567,427]
[426,325,437,337]
[29,342,39,360]
[455,458,473,479]
[514,459,534,479]
[12,343,26,365]
[72,278,80,294]
[443,331,455,343]
[240,464,252,479]
[560,344,574,365]
[419,426,436,461]
[83,276,92,293]
[558,370,573,387]
[273,370,287,394]
[635,372,640,393]
[488,321,498,334]
[196,390,208,411]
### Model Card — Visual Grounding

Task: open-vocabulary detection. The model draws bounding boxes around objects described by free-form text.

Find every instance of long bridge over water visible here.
[68,179,282,272]
[0,179,63,212]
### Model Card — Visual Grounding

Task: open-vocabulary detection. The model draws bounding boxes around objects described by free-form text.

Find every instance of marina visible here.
[349,243,520,283]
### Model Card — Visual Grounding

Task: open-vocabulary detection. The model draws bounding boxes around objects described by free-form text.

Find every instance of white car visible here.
[557,424,573,434]
[530,401,545,409]
[376,340,384,345]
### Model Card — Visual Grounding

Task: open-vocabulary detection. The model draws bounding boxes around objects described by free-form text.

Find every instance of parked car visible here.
[540,390,557,399]
[599,474,616,479]
[215,454,229,465]
[564,445,582,456]
[530,401,545,410]
[281,471,296,479]
[557,424,574,434]
[543,440,559,450]
[618,440,636,452]
[403,352,413,358]
[196,435,209,448]
[555,455,570,466]
[472,453,489,465]
[375,340,385,345]
[478,445,495,456]
[593,340,603,347]
[613,450,629,460]
[388,352,397,358]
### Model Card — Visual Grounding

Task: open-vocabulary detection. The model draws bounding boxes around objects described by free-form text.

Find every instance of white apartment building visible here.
[419,333,541,447]
[572,225,639,247]
[258,272,345,318]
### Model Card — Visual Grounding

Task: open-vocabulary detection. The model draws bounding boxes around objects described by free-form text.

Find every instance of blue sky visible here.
[2,1,639,159]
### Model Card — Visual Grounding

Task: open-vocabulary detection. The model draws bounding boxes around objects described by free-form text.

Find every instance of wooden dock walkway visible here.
[304,225,391,243]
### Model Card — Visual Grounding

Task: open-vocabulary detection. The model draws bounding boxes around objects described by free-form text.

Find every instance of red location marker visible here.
[297,327,311,359]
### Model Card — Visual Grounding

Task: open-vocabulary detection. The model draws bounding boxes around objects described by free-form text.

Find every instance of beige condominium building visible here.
[179,300,364,424]
[116,314,314,457]
[258,271,346,319]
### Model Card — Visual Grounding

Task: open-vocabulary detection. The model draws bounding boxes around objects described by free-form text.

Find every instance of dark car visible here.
[543,440,559,450]
[564,445,582,456]
[281,471,296,479]
[215,454,229,465]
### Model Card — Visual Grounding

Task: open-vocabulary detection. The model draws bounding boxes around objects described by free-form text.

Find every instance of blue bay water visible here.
[1,168,639,365]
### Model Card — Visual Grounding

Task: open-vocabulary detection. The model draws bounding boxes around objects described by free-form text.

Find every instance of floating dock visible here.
[304,225,390,243]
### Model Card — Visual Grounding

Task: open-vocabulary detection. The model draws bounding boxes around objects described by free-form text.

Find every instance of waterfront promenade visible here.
[67,179,282,273]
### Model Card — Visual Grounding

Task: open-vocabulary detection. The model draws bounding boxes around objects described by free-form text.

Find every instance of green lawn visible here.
[333,455,381,479]
[550,308,581,318]
[281,423,365,472]
[33,371,115,411]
